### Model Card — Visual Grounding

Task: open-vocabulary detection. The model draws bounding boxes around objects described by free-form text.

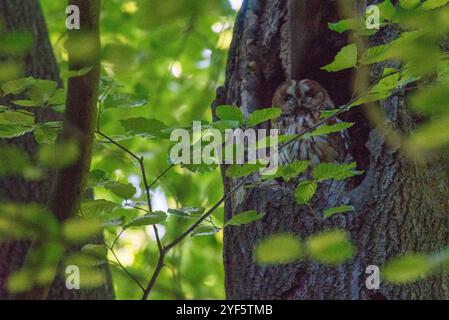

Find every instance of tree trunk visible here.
[0,0,113,300]
[218,0,449,300]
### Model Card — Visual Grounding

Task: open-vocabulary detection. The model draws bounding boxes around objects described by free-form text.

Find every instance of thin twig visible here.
[105,242,145,292]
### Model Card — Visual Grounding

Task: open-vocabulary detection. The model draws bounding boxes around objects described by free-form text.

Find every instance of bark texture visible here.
[0,0,113,300]
[219,0,449,300]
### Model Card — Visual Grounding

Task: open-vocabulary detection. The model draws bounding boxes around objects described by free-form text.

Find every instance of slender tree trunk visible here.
[0,0,113,300]
[218,0,449,300]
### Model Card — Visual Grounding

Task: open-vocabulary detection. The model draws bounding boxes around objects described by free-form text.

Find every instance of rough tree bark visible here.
[218,0,449,300]
[0,0,113,300]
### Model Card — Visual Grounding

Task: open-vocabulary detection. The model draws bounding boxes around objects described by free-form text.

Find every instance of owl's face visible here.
[272,79,334,116]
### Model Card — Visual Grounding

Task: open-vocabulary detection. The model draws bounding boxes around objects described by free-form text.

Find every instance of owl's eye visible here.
[285,94,295,102]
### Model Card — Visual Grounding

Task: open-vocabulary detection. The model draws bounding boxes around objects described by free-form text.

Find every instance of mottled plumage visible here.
[272,79,350,167]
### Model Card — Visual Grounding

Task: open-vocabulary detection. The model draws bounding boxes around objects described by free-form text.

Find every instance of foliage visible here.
[2,0,449,299]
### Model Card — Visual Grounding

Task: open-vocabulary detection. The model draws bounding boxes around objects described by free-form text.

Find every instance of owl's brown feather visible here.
[272,79,350,167]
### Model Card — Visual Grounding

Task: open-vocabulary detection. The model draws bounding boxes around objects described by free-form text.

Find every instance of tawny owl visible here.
[272,79,350,167]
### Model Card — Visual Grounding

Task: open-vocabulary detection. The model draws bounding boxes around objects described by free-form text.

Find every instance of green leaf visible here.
[407,117,449,151]
[0,110,34,125]
[120,117,167,138]
[410,80,449,116]
[378,0,398,20]
[328,19,362,34]
[63,218,103,242]
[104,182,136,199]
[1,77,35,95]
[247,108,282,127]
[80,199,119,217]
[312,162,362,181]
[104,92,148,109]
[102,217,125,228]
[33,121,62,144]
[399,0,421,9]
[308,122,354,137]
[306,230,355,265]
[77,267,105,288]
[321,44,357,72]
[38,141,80,169]
[361,44,390,65]
[7,268,33,294]
[225,163,266,178]
[26,79,58,104]
[383,254,435,284]
[0,203,59,240]
[215,105,244,124]
[125,211,167,228]
[421,0,449,10]
[225,210,265,227]
[294,180,318,205]
[211,120,241,131]
[0,124,34,138]
[168,207,205,219]
[81,244,108,261]
[320,109,340,119]
[262,160,310,182]
[68,67,93,78]
[255,234,304,265]
[47,88,66,105]
[0,145,31,177]
[191,225,219,237]
[324,205,355,218]
[11,100,43,107]
[181,163,218,174]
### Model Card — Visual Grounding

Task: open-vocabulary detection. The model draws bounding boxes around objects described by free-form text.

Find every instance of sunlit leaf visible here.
[308,122,354,137]
[383,253,435,284]
[225,163,266,178]
[120,117,167,138]
[262,160,310,182]
[399,0,421,9]
[80,199,119,217]
[407,117,449,151]
[104,92,148,109]
[78,267,106,288]
[63,218,103,242]
[312,162,362,181]
[328,18,363,33]
[321,44,357,72]
[82,244,108,262]
[378,0,397,20]
[191,225,219,237]
[0,145,31,177]
[215,105,245,124]
[306,230,354,265]
[294,180,318,205]
[421,0,449,10]
[168,207,205,219]
[104,182,137,199]
[247,108,282,127]
[255,234,304,265]
[7,268,33,294]
[125,211,167,228]
[225,210,265,227]
[0,203,59,240]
